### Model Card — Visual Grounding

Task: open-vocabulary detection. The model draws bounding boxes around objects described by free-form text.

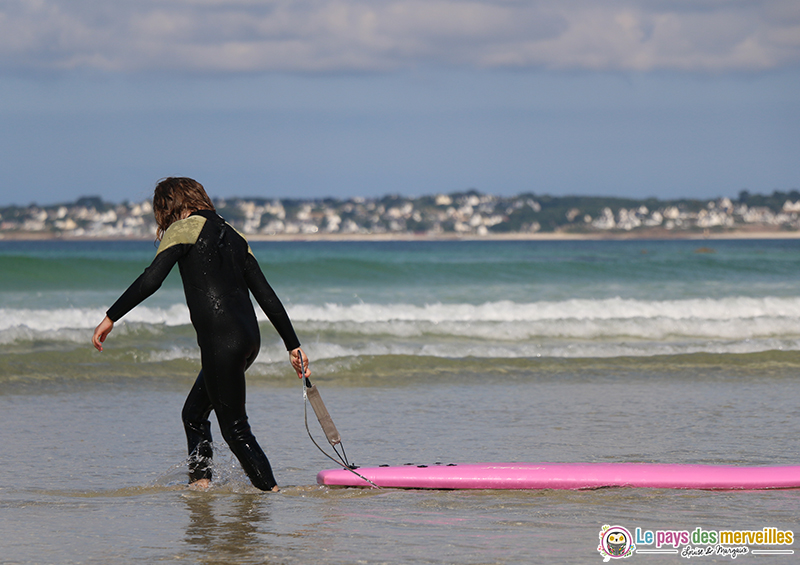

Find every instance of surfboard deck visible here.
[316,462,800,490]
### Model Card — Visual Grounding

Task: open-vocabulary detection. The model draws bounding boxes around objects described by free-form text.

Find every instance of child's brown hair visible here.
[153,177,215,240]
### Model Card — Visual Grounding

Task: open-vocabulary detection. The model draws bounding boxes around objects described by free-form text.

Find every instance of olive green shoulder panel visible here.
[156,215,207,255]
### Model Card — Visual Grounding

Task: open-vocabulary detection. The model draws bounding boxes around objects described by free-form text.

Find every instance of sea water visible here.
[0,238,798,564]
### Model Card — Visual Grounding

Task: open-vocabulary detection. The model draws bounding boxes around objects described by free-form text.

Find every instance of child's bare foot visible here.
[271,485,279,492]
[188,478,211,490]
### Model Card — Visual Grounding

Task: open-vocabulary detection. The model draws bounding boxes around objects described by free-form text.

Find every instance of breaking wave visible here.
[2,296,800,359]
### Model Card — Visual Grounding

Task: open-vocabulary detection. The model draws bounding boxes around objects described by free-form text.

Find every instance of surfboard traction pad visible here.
[316,462,800,490]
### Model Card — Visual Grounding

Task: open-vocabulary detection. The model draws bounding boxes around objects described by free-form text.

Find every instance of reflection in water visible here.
[183,493,274,564]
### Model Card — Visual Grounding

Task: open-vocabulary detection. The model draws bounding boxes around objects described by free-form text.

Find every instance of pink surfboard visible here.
[316,462,800,490]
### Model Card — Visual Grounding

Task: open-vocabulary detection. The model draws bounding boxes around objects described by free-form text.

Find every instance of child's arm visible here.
[242,253,301,351]
[93,244,185,352]
[242,253,309,378]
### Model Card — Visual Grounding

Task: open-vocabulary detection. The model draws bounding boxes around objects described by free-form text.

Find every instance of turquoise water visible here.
[1,238,799,563]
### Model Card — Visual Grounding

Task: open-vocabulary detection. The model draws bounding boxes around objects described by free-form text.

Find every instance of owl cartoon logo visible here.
[598,525,635,561]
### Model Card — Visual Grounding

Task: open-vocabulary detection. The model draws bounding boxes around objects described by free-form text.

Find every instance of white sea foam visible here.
[2,297,800,335]
[251,336,800,362]
[2,297,800,357]
[0,304,190,332]
[146,346,201,363]
[285,297,800,323]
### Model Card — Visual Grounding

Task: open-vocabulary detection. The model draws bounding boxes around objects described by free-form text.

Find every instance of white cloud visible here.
[1,0,798,73]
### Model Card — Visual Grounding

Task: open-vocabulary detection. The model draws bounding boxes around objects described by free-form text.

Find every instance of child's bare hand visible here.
[290,348,310,379]
[92,316,114,352]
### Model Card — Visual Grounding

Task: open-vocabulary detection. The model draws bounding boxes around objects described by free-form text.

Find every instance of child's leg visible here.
[195,332,276,490]
[217,413,278,491]
[201,348,279,491]
[182,371,214,484]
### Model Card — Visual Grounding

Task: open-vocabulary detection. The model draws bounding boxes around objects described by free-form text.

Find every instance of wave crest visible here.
[3,297,800,358]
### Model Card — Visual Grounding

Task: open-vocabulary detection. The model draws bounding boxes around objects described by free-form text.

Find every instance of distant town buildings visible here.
[1,190,799,239]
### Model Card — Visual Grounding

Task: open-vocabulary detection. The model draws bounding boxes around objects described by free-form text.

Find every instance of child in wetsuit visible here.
[92,177,308,492]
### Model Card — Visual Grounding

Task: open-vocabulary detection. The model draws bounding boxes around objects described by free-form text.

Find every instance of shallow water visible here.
[1,239,799,563]
[2,363,799,564]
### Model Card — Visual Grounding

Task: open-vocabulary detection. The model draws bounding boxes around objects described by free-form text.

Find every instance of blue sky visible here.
[1,0,798,205]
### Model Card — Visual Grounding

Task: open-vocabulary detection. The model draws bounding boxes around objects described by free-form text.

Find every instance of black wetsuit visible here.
[106,210,300,491]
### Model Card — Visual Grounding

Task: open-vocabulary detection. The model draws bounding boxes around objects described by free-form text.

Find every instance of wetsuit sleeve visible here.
[243,253,301,351]
[106,245,186,322]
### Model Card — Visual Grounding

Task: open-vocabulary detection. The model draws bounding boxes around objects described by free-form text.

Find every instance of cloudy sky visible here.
[1,0,798,205]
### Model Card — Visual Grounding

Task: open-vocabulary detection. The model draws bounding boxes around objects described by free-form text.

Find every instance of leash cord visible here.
[299,357,380,489]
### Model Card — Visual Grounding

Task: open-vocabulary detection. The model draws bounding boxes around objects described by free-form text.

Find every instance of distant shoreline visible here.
[245,228,800,242]
[5,190,800,243]
[3,227,800,242]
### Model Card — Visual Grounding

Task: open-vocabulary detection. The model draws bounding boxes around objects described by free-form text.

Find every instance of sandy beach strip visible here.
[3,226,800,242]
